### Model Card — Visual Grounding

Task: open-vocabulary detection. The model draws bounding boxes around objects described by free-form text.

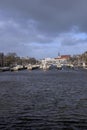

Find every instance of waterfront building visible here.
[55,55,71,63]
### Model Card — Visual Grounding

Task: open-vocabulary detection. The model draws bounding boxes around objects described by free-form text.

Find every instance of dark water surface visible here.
[0,70,87,130]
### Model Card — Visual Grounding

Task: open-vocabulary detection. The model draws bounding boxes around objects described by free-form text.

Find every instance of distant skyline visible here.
[0,0,87,59]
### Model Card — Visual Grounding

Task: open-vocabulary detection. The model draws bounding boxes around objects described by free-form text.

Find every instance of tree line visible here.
[0,52,38,67]
[69,51,87,66]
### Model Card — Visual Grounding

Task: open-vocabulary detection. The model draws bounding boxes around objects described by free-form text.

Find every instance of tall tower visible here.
[58,52,60,58]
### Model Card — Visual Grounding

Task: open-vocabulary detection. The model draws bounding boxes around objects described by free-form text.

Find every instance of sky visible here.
[0,0,87,59]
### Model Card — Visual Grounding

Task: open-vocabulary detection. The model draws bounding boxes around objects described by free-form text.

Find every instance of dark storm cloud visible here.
[0,0,87,58]
[0,0,87,34]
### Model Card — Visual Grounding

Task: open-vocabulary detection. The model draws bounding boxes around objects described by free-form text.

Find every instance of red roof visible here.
[55,55,70,60]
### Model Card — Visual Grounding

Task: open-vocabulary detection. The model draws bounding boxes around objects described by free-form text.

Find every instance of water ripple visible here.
[0,70,87,129]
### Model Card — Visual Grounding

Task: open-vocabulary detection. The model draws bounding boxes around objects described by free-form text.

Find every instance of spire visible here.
[58,52,60,58]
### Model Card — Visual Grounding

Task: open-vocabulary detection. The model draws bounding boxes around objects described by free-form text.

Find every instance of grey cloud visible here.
[61,38,87,46]
[0,0,87,35]
[58,32,87,46]
[0,19,53,47]
[0,0,87,58]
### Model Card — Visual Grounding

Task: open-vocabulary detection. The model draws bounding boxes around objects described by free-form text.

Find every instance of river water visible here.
[0,69,87,130]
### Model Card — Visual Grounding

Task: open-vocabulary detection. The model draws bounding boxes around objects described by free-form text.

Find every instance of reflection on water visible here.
[0,70,87,130]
